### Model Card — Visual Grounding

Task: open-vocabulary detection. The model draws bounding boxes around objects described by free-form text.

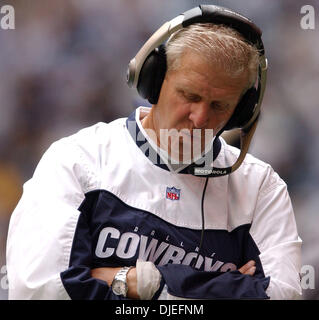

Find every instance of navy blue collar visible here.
[126,109,221,174]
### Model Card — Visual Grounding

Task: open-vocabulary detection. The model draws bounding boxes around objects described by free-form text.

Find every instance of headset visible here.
[127,4,268,178]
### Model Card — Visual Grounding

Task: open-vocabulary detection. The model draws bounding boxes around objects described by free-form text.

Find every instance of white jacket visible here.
[6,107,302,299]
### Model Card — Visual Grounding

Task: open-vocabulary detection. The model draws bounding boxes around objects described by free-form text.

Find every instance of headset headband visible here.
[127,5,264,87]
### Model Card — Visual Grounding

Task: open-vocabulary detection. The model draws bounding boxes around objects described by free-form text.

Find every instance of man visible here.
[6,5,302,300]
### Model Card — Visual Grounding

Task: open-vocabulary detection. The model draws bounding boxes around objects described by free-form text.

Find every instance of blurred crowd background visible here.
[0,0,318,299]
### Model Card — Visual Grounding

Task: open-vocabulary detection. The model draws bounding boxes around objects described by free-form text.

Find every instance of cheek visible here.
[208,111,233,132]
[165,98,190,127]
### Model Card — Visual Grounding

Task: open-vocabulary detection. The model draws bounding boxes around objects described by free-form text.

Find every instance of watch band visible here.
[115,266,132,281]
[111,266,133,297]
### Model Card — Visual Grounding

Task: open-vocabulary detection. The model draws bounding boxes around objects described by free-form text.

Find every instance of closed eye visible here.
[177,89,201,103]
[210,101,231,113]
[177,88,231,112]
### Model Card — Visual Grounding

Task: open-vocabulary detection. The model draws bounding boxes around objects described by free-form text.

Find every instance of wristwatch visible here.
[111,266,132,297]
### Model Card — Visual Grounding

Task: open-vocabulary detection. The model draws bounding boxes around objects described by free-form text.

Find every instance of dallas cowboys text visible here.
[95,226,237,272]
[94,225,317,289]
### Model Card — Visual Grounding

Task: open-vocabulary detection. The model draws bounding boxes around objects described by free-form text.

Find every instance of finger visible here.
[238,260,255,273]
[242,266,256,276]
[238,260,255,274]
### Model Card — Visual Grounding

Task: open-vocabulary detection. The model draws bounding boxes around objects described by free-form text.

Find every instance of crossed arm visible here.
[91,260,257,299]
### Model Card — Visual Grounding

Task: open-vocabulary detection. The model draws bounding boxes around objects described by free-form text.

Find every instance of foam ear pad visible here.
[223,87,258,130]
[137,44,167,104]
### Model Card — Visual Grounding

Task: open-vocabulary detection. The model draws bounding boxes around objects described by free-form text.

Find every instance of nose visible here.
[188,102,210,128]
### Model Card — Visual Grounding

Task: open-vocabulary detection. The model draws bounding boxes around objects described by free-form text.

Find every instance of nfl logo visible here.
[166,187,181,201]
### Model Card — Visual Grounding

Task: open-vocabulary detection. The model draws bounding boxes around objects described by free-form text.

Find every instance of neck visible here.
[141,107,161,146]
[141,107,154,128]
[141,107,190,164]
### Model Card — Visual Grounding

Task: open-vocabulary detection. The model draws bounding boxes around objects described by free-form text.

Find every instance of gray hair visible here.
[165,23,260,89]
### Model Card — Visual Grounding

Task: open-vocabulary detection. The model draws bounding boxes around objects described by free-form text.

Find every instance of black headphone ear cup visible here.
[137,44,167,104]
[223,87,258,130]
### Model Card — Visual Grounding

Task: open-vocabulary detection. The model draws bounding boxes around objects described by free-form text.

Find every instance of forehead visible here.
[169,51,249,100]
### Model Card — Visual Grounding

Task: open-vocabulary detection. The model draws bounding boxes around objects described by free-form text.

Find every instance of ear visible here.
[137,45,167,104]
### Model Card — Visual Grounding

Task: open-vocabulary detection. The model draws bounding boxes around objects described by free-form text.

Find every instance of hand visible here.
[238,260,256,276]
[91,266,139,299]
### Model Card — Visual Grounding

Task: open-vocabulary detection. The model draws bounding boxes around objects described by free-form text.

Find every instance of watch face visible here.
[112,279,127,296]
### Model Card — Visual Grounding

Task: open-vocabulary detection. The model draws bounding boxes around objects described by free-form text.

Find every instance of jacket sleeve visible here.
[6,126,126,300]
[156,265,270,299]
[249,168,302,299]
